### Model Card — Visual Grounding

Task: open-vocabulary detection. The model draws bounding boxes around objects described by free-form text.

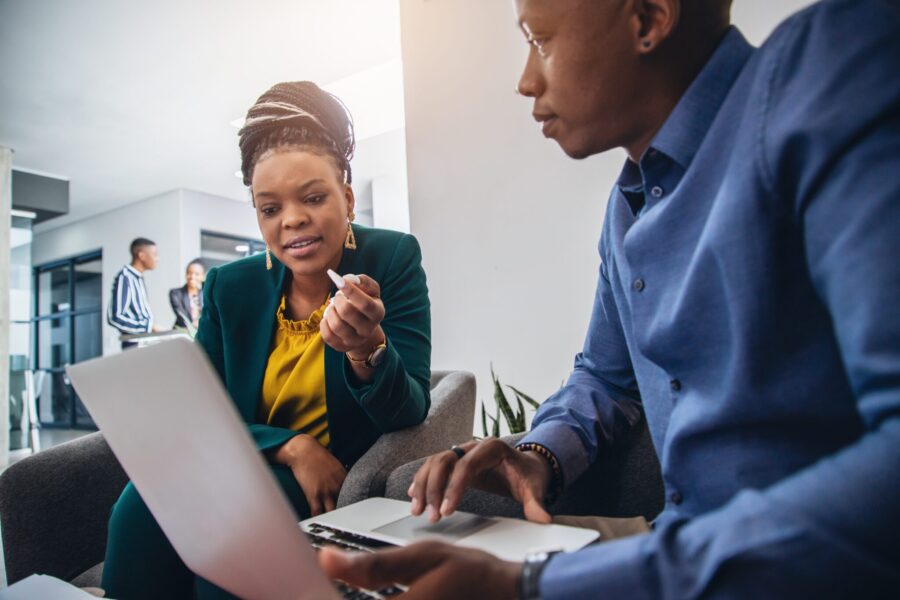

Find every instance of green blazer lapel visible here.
[235,256,288,423]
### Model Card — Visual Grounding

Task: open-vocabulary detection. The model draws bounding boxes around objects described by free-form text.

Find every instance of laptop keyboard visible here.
[305,523,398,552]
[304,523,404,599]
[333,581,403,599]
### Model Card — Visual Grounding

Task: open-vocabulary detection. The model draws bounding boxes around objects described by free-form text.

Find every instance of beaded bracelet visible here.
[516,442,563,506]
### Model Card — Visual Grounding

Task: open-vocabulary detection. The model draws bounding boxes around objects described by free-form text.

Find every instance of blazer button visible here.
[633,278,645,292]
[670,379,682,392]
[670,490,683,505]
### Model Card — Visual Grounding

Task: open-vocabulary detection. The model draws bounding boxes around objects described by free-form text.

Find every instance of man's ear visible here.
[630,0,680,54]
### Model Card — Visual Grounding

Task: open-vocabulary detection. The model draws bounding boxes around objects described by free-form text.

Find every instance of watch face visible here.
[368,346,387,367]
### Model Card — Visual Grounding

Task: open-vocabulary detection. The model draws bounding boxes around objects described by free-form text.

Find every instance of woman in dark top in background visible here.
[169,258,205,330]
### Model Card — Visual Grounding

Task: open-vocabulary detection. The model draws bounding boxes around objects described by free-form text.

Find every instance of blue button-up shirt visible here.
[522,1,900,596]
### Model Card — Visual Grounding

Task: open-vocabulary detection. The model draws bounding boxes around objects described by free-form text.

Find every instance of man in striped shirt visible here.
[107,237,160,349]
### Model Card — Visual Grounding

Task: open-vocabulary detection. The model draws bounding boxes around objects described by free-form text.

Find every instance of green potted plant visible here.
[480,365,542,437]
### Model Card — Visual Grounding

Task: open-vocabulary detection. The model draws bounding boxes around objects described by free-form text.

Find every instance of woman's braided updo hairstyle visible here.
[238,81,355,190]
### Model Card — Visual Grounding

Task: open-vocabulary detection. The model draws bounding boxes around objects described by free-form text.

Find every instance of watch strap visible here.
[519,551,556,600]
[346,337,387,368]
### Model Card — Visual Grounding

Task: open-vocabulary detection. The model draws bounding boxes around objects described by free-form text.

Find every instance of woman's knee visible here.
[109,482,157,536]
[104,482,193,598]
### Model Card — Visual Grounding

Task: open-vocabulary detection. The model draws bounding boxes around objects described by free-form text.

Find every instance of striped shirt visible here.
[107,264,153,334]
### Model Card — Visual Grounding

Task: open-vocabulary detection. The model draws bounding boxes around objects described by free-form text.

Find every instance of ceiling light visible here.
[11,209,38,219]
[234,244,250,253]
[234,170,243,179]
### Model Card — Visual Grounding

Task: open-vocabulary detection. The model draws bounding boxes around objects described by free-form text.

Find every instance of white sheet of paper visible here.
[0,574,100,599]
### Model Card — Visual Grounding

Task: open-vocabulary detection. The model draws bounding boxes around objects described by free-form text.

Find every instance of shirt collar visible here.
[125,264,143,278]
[648,26,754,171]
[617,159,647,216]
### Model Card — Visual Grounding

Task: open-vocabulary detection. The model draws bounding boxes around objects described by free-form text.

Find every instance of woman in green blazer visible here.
[101,81,431,600]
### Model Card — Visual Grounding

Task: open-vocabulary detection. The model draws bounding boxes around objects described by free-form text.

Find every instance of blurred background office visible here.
[0,0,813,469]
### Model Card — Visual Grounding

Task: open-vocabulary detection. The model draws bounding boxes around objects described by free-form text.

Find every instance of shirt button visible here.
[670,379,681,392]
[650,186,664,198]
[670,490,683,505]
[633,278,645,292]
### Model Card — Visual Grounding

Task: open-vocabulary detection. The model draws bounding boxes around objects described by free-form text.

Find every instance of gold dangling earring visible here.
[265,245,273,270]
[344,212,357,250]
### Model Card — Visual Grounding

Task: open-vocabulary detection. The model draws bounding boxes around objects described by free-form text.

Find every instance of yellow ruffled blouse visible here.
[258,295,331,447]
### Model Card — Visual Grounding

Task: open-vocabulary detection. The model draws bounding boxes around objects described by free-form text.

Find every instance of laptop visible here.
[66,339,598,599]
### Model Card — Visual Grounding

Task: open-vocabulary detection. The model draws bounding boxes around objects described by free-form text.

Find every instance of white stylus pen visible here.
[326,268,360,290]
[324,269,361,319]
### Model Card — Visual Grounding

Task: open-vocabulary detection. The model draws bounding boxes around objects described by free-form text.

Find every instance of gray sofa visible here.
[0,370,476,587]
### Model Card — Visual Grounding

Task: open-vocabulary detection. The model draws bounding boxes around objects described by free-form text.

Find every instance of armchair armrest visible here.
[337,371,476,507]
[0,432,128,584]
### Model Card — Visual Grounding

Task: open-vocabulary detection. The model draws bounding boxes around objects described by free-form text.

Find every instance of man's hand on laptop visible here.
[318,540,520,600]
[274,434,347,516]
[408,438,553,523]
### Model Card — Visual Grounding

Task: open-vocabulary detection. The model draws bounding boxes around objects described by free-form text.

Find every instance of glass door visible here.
[32,250,103,428]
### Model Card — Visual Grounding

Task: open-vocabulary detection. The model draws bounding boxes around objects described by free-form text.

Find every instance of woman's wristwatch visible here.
[346,337,387,368]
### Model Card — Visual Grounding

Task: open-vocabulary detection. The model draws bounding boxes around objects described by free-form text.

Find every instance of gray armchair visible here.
[338,371,475,507]
[0,370,475,587]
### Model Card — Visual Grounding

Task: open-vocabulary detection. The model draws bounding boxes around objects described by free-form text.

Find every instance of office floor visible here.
[2,428,94,588]
[6,428,91,469]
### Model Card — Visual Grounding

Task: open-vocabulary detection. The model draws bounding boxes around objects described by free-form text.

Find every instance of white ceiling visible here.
[0,0,403,231]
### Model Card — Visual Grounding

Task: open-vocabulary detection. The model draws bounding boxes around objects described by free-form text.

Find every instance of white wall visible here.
[179,188,260,268]
[352,128,410,232]
[372,175,410,232]
[399,0,815,432]
[400,0,619,429]
[32,189,261,355]
[733,0,816,46]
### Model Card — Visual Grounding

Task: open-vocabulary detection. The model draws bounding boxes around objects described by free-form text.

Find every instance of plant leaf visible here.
[514,392,526,432]
[493,375,517,434]
[480,400,490,438]
[509,385,541,410]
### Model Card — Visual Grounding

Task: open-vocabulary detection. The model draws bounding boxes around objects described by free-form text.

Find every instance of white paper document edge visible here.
[0,574,101,599]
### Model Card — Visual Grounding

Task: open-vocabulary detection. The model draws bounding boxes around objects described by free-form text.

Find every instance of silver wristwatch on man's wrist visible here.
[519,551,555,600]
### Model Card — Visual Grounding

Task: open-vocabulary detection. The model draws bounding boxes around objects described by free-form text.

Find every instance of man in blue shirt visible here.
[322,0,899,597]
